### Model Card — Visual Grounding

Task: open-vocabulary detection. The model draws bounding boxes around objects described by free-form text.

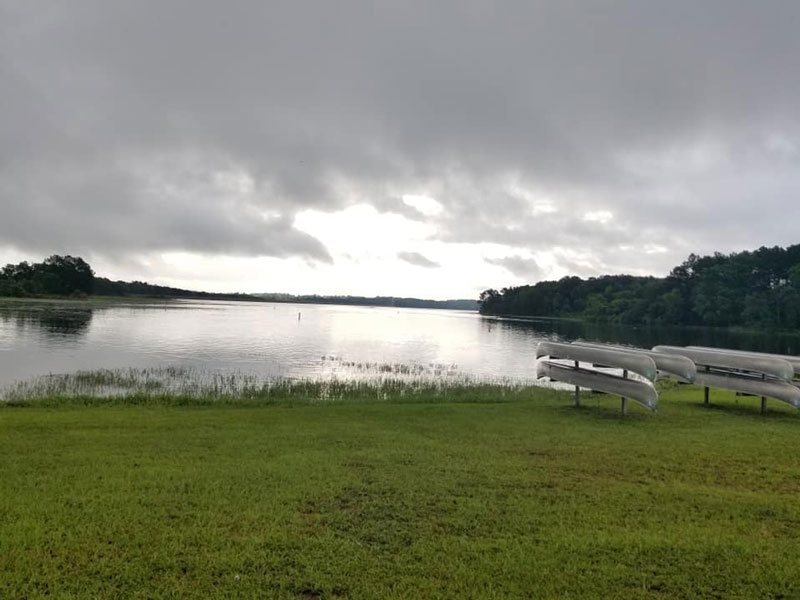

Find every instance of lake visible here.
[3,298,800,392]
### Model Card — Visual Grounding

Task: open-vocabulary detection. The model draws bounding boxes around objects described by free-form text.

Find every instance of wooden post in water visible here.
[574,360,580,407]
[621,369,628,416]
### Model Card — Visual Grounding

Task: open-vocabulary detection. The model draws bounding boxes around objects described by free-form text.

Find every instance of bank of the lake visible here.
[2,385,798,599]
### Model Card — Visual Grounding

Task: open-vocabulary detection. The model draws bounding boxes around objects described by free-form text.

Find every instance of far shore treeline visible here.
[0,255,478,310]
[0,255,257,302]
[480,244,800,330]
[253,293,477,310]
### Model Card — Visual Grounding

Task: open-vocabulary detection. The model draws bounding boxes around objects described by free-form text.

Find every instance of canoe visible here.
[651,346,794,382]
[572,341,696,383]
[687,346,800,377]
[693,370,800,409]
[536,360,658,411]
[536,341,657,382]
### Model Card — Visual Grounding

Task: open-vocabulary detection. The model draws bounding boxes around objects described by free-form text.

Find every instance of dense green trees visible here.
[0,255,262,301]
[0,254,265,301]
[0,255,94,296]
[93,277,260,301]
[480,245,800,330]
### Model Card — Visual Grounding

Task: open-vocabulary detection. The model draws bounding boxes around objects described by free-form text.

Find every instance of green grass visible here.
[1,383,799,599]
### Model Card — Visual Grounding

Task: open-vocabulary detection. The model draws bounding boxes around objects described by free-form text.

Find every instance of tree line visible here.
[479,244,800,330]
[0,255,479,310]
[255,293,478,310]
[0,255,255,301]
[93,277,258,301]
[0,255,95,297]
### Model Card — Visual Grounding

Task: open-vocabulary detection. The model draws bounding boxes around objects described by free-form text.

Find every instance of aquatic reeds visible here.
[0,365,532,406]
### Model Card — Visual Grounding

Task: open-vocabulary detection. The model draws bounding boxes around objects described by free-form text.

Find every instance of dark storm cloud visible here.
[2,1,800,274]
[397,252,440,269]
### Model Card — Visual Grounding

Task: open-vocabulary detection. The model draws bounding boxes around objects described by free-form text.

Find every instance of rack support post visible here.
[621,369,628,416]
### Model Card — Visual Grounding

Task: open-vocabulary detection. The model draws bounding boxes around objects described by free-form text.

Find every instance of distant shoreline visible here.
[0,293,479,311]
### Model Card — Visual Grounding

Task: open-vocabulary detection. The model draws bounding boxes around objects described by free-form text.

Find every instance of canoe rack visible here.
[535,341,659,414]
[652,346,800,413]
[537,341,800,415]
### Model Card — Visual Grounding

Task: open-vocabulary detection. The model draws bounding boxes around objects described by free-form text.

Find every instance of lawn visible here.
[1,385,799,599]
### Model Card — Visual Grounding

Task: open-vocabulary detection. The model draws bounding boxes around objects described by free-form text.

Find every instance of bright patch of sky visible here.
[401,195,444,217]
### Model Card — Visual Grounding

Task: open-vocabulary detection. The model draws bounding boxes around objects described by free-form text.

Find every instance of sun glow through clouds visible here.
[401,195,444,217]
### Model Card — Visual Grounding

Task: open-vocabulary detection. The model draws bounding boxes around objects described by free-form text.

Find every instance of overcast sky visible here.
[2,1,799,299]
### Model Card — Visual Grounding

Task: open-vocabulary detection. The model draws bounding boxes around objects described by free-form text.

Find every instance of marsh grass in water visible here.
[321,355,461,377]
[0,366,531,407]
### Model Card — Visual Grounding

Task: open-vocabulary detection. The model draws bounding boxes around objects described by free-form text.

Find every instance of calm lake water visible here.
[2,298,800,390]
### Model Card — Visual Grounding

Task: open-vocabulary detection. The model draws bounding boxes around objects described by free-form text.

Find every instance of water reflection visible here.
[0,303,94,337]
[483,316,800,355]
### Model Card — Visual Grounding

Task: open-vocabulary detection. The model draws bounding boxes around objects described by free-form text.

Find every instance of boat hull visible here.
[536,341,657,382]
[536,360,658,411]
[687,346,800,378]
[693,370,800,409]
[652,346,794,382]
[572,341,696,383]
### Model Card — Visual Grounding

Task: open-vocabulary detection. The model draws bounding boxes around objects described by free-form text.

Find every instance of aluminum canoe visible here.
[536,360,658,411]
[687,346,800,377]
[651,346,794,382]
[693,370,800,409]
[572,341,696,383]
[536,341,657,382]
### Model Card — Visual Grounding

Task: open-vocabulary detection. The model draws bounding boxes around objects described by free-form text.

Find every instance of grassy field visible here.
[1,383,799,599]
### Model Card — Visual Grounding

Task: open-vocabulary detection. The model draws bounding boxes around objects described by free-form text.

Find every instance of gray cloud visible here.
[398,252,440,269]
[0,155,332,262]
[485,256,542,281]
[2,1,800,278]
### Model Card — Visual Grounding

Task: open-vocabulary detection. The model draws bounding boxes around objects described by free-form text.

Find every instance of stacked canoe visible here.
[536,341,800,414]
[572,341,697,383]
[535,341,679,413]
[652,345,800,410]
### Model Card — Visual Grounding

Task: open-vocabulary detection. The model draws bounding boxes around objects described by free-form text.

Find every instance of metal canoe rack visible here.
[535,341,800,416]
[652,345,799,413]
[535,341,658,414]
